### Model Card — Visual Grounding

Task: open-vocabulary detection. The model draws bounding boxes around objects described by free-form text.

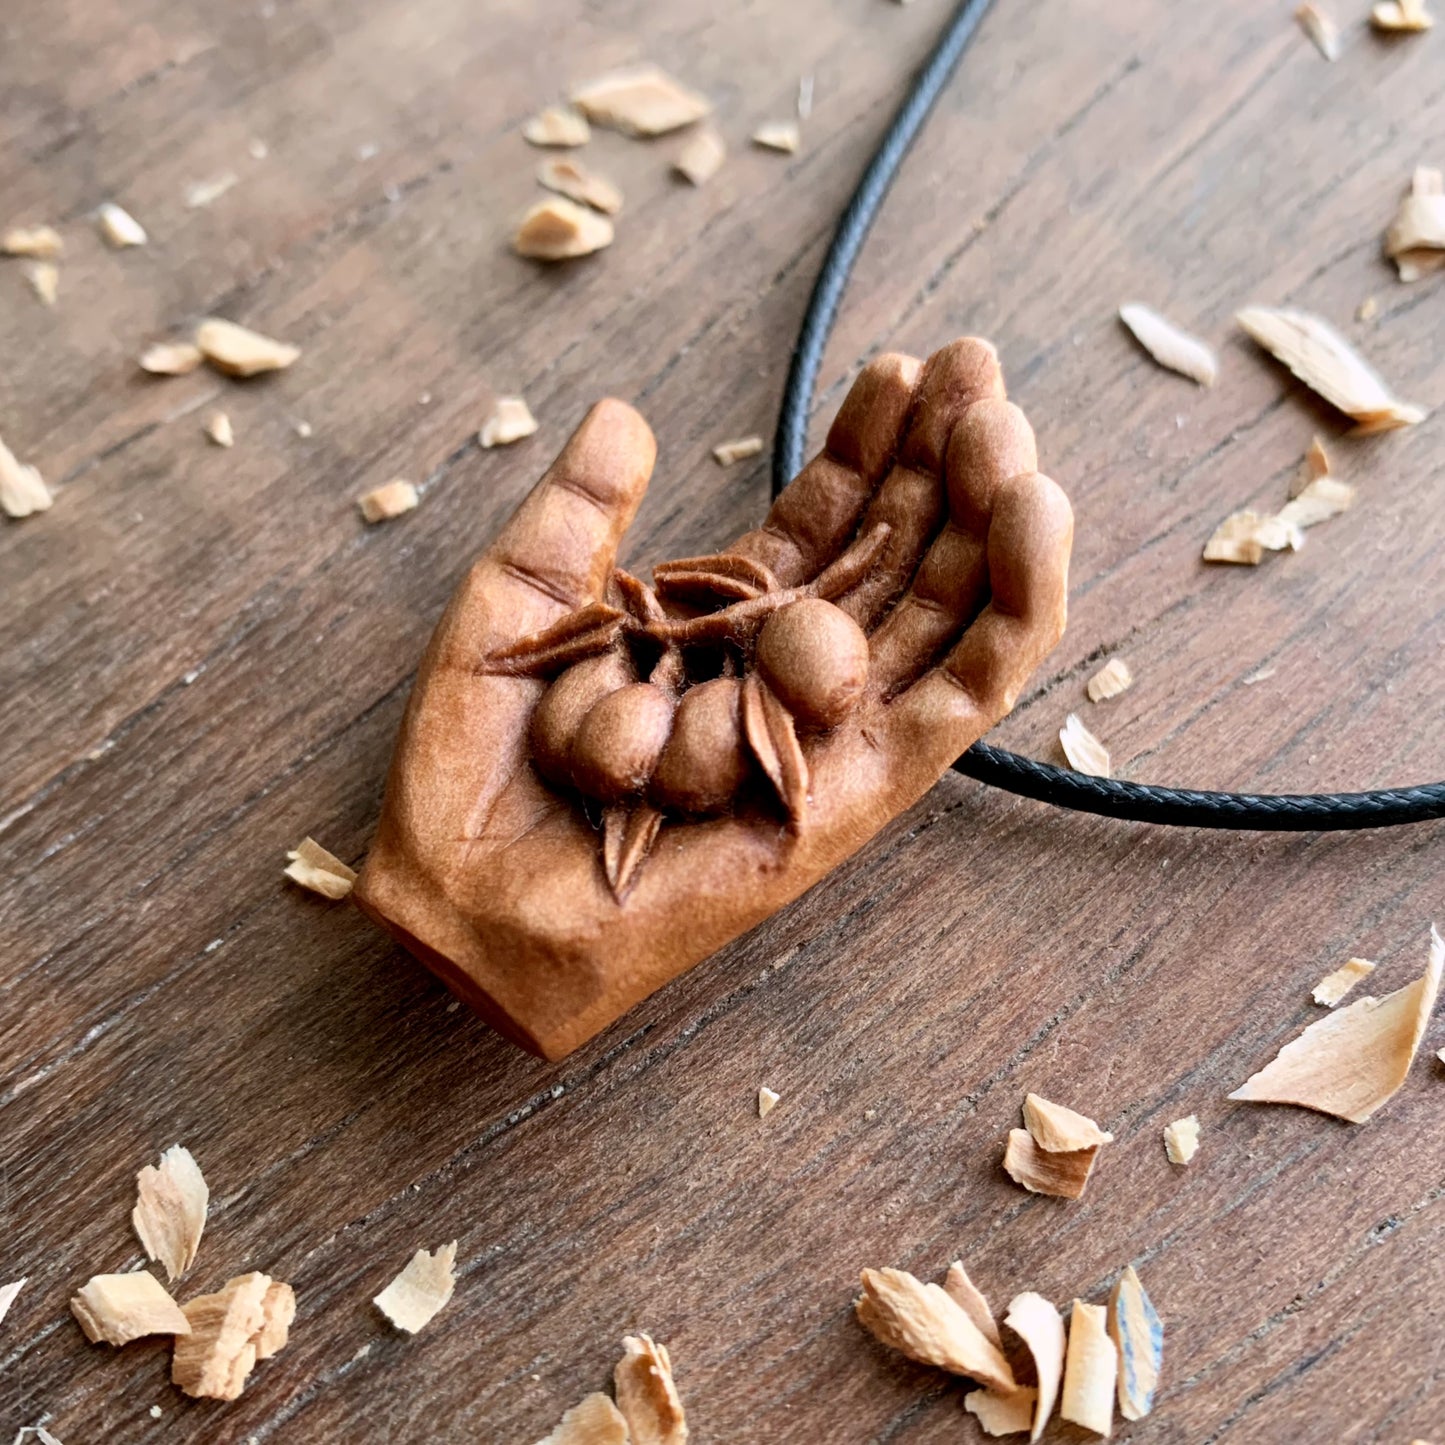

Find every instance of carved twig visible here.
[483,602,625,677]
[741,674,808,822]
[602,804,664,901]
[811,522,891,600]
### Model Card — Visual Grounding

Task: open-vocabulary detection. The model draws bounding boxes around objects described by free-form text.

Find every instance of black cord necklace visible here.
[772,0,1445,832]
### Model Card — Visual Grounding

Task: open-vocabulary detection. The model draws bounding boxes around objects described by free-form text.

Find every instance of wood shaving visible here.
[1060,713,1110,777]
[205,412,234,448]
[1229,924,1442,1122]
[943,1261,1001,1349]
[523,106,591,148]
[255,1280,296,1359]
[712,435,764,466]
[1086,658,1133,703]
[196,318,300,376]
[965,1387,1037,1436]
[758,1086,780,1118]
[139,341,204,375]
[0,1278,27,1327]
[1061,1300,1116,1436]
[534,1393,630,1445]
[0,434,52,519]
[71,1272,191,1345]
[284,837,357,899]
[856,1267,1015,1391]
[480,396,540,447]
[1385,166,1445,282]
[1237,306,1426,431]
[1119,304,1218,386]
[1003,1292,1066,1441]
[514,198,614,261]
[539,159,624,215]
[1023,1094,1114,1152]
[797,74,814,120]
[14,1429,64,1445]
[24,261,58,307]
[1003,1129,1099,1199]
[1371,0,1434,29]
[1242,666,1277,685]
[359,479,419,523]
[132,1145,208,1281]
[1277,475,1355,531]
[97,202,147,248]
[1304,435,1331,483]
[1109,1266,1162,1421]
[752,121,801,155]
[1163,1115,1200,1165]
[185,172,239,208]
[571,66,710,138]
[674,128,726,186]
[615,1333,688,1444]
[1,225,62,258]
[1357,295,1379,321]
[1295,3,1341,58]
[172,1271,289,1400]
[1313,958,1378,1007]
[374,1241,457,1333]
[1202,510,1302,566]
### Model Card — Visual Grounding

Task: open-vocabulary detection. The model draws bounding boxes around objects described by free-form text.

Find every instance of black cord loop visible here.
[771,0,1445,830]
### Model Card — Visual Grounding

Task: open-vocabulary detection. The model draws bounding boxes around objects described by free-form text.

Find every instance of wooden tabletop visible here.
[3,0,1442,1439]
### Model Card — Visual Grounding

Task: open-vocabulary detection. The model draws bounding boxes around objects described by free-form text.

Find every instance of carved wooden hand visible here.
[354,339,1073,1059]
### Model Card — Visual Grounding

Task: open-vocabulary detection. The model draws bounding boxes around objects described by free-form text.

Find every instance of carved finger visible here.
[866,399,1038,695]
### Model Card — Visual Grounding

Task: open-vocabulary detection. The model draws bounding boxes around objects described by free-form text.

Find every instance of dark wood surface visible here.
[2,0,1442,1439]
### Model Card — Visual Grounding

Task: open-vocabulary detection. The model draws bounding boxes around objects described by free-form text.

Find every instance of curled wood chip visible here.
[1385,166,1445,282]
[758,1086,780,1118]
[571,66,710,137]
[205,411,234,448]
[1371,0,1434,29]
[1109,1266,1162,1422]
[185,172,239,208]
[359,479,419,523]
[374,1241,457,1333]
[856,1267,1015,1391]
[943,1261,1001,1349]
[712,435,763,466]
[1313,957,1377,1006]
[1295,3,1341,58]
[284,837,357,899]
[1203,510,1301,565]
[524,107,591,148]
[752,121,801,155]
[539,159,624,216]
[1304,435,1331,483]
[0,434,52,519]
[1061,1300,1116,1436]
[965,1387,1037,1436]
[71,1272,191,1345]
[1003,1292,1066,1441]
[24,261,58,307]
[1119,304,1218,386]
[481,396,540,447]
[1003,1129,1098,1199]
[1277,474,1355,531]
[196,318,300,376]
[139,340,204,375]
[534,1393,630,1445]
[0,1278,27,1327]
[1163,1115,1200,1165]
[1086,658,1132,703]
[674,128,726,186]
[1024,1094,1114,1152]
[172,1271,286,1400]
[615,1333,687,1444]
[133,1146,208,1281]
[1229,924,1442,1122]
[1237,306,1426,431]
[2,225,62,258]
[1060,713,1110,777]
[1357,294,1380,321]
[514,197,614,260]
[97,202,147,248]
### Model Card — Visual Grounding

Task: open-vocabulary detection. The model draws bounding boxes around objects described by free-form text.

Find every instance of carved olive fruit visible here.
[650,677,749,814]
[531,651,633,788]
[570,682,676,803]
[754,597,869,729]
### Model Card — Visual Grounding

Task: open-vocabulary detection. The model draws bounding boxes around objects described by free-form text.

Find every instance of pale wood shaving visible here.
[1003,1129,1099,1199]
[1229,924,1442,1122]
[205,412,234,448]
[132,1145,208,1281]
[797,74,814,120]
[712,435,764,466]
[1295,3,1341,58]
[571,66,710,137]
[615,1333,688,1444]
[1109,1266,1162,1422]
[0,1278,27,1328]
[97,202,147,248]
[14,1428,64,1445]
[1371,0,1435,29]
[1163,1115,1200,1165]
[1024,1094,1114,1152]
[1305,435,1331,484]
[514,198,614,260]
[1119,304,1217,386]
[1061,1300,1116,1436]
[480,396,540,447]
[856,1267,1015,1391]
[1003,1291,1066,1442]
[255,1280,295,1359]
[139,341,204,376]
[1237,306,1426,431]
[1203,510,1302,566]
[1313,957,1377,1007]
[534,1393,630,1445]
[196,318,300,376]
[374,1241,457,1333]
[2,225,62,258]
[284,836,357,899]
[752,121,801,155]
[1385,166,1445,282]
[71,1272,191,1346]
[1277,475,1355,531]
[539,159,624,215]
[185,172,239,209]
[523,106,591,148]
[1357,295,1379,321]
[758,1086,780,1118]
[1060,713,1110,777]
[172,1271,283,1400]
[943,1261,1002,1349]
[24,261,58,307]
[1086,657,1133,703]
[0,434,52,519]
[1242,665,1277,685]
[674,128,726,186]
[965,1387,1037,1436]
[359,479,419,523]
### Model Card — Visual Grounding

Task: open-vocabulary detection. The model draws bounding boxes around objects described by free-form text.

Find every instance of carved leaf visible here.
[653,551,778,605]
[484,602,625,677]
[741,675,808,821]
[610,568,666,624]
[602,805,664,901]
